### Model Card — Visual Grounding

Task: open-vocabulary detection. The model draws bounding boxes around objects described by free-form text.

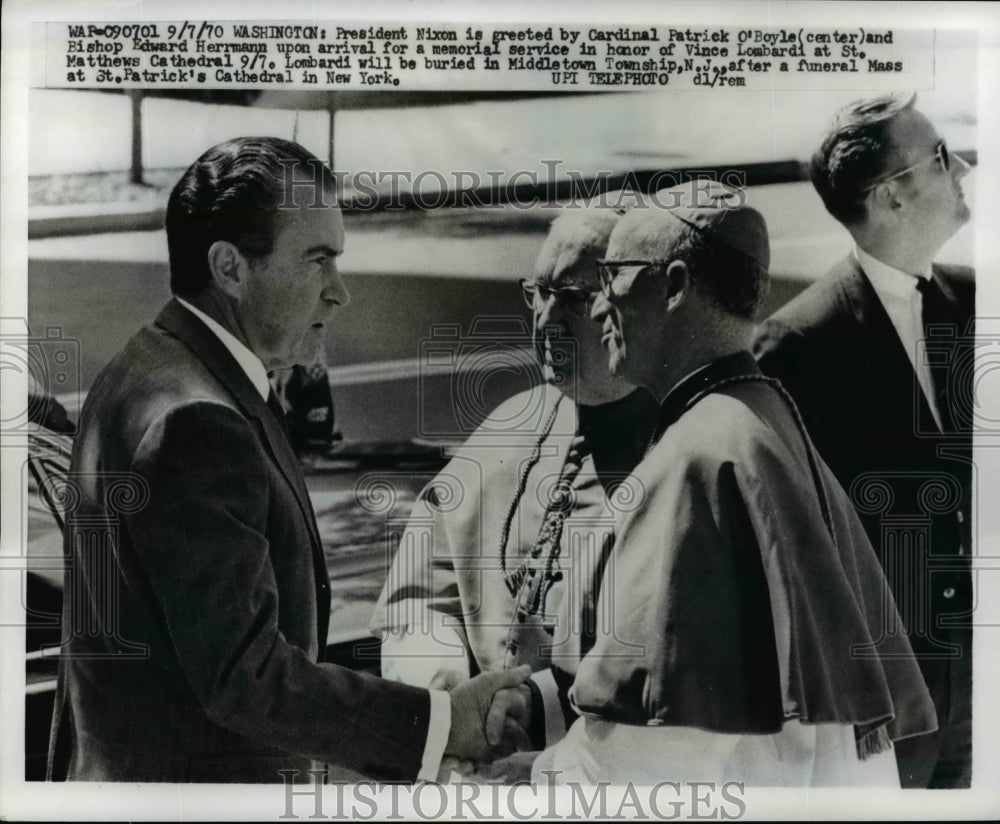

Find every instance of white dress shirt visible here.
[175,299,450,781]
[853,247,943,431]
[177,298,270,399]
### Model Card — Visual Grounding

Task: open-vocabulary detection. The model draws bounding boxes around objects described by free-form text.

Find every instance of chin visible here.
[609,354,641,388]
[292,335,327,367]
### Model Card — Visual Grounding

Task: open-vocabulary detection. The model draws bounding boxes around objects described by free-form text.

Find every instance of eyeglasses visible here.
[520,279,598,317]
[863,140,951,192]
[595,259,668,299]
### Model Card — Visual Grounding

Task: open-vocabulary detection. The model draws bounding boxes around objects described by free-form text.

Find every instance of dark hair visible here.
[810,92,917,226]
[671,224,769,320]
[165,137,337,298]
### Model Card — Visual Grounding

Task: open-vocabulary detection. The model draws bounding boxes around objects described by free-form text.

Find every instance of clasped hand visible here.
[444,664,533,767]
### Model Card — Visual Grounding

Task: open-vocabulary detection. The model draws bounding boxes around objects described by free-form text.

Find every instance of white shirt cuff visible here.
[417,689,451,781]
[533,668,569,747]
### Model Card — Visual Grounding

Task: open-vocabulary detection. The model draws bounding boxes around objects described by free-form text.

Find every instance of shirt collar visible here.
[176,298,270,400]
[854,245,932,299]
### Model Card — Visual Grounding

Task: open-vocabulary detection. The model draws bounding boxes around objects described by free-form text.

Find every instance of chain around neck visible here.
[498,393,566,594]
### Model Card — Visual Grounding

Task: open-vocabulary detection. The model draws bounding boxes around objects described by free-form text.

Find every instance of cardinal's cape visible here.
[568,352,937,756]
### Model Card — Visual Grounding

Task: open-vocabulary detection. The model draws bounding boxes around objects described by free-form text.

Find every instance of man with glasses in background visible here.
[754,94,975,788]
[372,204,658,775]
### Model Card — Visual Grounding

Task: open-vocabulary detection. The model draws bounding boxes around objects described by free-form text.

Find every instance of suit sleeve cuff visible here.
[417,689,451,781]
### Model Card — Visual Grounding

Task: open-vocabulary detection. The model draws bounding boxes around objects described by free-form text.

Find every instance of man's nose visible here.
[533,295,562,330]
[951,151,972,181]
[590,292,611,324]
[323,268,351,307]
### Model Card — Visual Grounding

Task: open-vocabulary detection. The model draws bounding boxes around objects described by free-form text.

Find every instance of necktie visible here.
[916,275,960,433]
[266,389,294,446]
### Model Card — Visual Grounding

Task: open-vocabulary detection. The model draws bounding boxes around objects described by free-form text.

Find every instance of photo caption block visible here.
[41,22,935,91]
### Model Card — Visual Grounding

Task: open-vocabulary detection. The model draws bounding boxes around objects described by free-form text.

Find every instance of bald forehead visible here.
[606,208,685,261]
[534,208,619,286]
[535,244,600,288]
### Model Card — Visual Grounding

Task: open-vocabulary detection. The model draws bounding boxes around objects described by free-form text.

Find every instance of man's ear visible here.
[663,260,690,312]
[868,180,906,216]
[207,241,248,299]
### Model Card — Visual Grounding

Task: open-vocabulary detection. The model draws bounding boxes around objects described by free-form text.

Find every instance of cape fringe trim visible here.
[856,724,892,760]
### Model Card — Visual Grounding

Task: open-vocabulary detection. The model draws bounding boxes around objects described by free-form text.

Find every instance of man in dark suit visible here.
[754,94,974,788]
[47,137,529,783]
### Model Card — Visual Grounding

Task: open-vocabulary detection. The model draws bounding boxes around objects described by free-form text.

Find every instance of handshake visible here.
[442,664,537,779]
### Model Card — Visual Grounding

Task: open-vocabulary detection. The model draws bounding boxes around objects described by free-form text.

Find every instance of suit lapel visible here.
[931,264,975,333]
[154,300,326,586]
[835,256,940,434]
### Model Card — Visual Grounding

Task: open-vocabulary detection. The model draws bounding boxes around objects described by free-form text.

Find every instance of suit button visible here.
[957,510,965,524]
[943,587,956,599]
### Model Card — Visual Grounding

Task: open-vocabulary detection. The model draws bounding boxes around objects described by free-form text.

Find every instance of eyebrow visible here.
[303,245,342,258]
[549,278,596,289]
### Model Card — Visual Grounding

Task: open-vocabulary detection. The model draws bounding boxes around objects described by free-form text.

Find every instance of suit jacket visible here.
[47,299,431,783]
[754,256,974,696]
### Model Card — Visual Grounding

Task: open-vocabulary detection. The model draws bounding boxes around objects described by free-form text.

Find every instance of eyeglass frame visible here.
[594,259,670,299]
[520,278,600,317]
[862,140,951,193]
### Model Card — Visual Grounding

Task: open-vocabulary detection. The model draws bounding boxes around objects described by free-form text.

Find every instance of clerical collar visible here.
[577,389,658,443]
[654,351,761,438]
